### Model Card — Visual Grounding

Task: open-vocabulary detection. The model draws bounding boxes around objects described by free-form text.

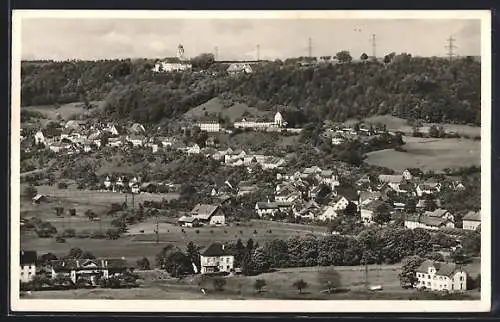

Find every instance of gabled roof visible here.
[424,208,450,218]
[20,250,37,265]
[178,215,197,223]
[190,204,220,220]
[51,258,127,271]
[463,211,481,222]
[201,242,231,257]
[416,260,463,277]
[359,191,382,203]
[256,201,292,209]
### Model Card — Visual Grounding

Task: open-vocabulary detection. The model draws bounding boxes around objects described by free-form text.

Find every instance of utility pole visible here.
[445,35,457,62]
[308,37,313,58]
[371,34,377,59]
[256,44,260,61]
[214,46,219,61]
[155,214,159,244]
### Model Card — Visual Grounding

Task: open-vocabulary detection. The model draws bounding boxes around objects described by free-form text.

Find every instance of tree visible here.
[136,257,151,270]
[335,51,352,63]
[360,53,369,62]
[68,247,83,259]
[213,277,227,291]
[318,269,342,294]
[186,241,201,273]
[450,248,468,264]
[23,185,38,199]
[250,246,271,275]
[404,199,416,213]
[292,279,308,294]
[254,279,267,293]
[373,203,392,225]
[342,202,358,217]
[234,239,246,266]
[399,255,425,288]
[190,53,215,69]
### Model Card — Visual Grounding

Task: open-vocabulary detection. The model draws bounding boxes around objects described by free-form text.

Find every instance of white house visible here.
[182,204,226,226]
[34,130,46,146]
[227,63,253,75]
[187,144,201,155]
[416,182,442,197]
[50,258,128,285]
[414,260,467,292]
[200,243,234,274]
[20,250,37,283]
[103,124,119,136]
[462,211,481,231]
[330,195,351,212]
[255,201,293,218]
[404,213,454,231]
[126,135,145,147]
[233,119,274,129]
[316,170,340,190]
[152,44,193,73]
[317,205,339,222]
[360,199,388,225]
[274,112,286,127]
[378,174,404,191]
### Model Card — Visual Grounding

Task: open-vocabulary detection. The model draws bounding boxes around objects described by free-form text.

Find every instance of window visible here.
[427,282,431,286]
[28,272,32,275]
[226,258,229,263]
[20,272,24,276]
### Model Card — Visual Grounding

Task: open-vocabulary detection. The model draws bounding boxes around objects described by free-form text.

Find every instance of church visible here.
[152,44,193,73]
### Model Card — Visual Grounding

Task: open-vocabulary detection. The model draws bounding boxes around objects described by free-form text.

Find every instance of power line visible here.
[445,35,457,61]
[371,34,377,58]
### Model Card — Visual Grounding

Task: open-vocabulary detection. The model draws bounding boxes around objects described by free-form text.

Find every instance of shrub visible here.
[106,228,121,240]
[90,230,106,239]
[57,182,68,189]
[62,228,76,238]
[55,236,66,243]
[136,257,151,270]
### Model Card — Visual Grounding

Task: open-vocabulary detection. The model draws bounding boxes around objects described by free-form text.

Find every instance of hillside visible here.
[183,97,273,122]
[20,55,481,126]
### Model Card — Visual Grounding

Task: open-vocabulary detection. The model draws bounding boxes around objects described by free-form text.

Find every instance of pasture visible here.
[365,137,480,172]
[24,263,481,300]
[22,101,104,122]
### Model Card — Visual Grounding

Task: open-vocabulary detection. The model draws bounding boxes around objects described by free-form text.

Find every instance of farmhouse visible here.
[378,174,404,190]
[316,170,340,190]
[20,250,37,283]
[462,211,481,231]
[50,258,128,286]
[404,213,454,230]
[317,205,340,221]
[425,208,455,223]
[126,135,145,147]
[359,191,382,206]
[416,182,442,197]
[275,184,302,203]
[200,243,234,274]
[293,201,322,220]
[188,204,225,226]
[414,260,467,292]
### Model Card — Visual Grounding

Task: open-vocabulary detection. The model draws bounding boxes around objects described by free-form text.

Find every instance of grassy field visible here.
[345,115,481,138]
[23,263,481,300]
[214,132,300,152]
[183,97,272,122]
[365,137,480,172]
[23,101,104,122]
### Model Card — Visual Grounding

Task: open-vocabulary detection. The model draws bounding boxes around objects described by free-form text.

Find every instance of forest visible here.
[20,53,481,125]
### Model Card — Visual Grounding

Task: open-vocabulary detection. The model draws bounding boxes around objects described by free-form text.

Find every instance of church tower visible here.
[176,44,185,61]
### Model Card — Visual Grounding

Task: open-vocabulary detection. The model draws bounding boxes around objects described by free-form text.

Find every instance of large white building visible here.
[195,121,221,133]
[34,130,46,146]
[152,44,193,73]
[200,243,234,274]
[234,112,286,130]
[414,260,467,292]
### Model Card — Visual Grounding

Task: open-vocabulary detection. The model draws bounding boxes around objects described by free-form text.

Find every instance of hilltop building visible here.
[153,44,193,73]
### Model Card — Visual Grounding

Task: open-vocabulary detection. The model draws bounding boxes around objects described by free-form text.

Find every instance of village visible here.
[19,106,481,299]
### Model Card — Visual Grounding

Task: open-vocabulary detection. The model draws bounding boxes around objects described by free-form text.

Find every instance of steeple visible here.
[177,44,185,61]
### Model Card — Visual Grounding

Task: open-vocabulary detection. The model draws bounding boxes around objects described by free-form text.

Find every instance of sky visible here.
[19,16,482,61]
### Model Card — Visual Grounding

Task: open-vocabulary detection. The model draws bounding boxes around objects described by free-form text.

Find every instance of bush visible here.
[62,228,76,238]
[106,228,121,240]
[195,229,200,234]
[90,230,106,239]
[55,236,66,243]
[57,182,68,189]
[136,257,151,270]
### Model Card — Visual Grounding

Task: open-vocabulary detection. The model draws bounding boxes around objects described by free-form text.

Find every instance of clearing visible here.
[365,137,480,172]
[22,101,104,123]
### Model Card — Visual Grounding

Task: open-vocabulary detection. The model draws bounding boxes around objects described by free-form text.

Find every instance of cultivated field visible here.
[23,263,481,300]
[365,137,480,172]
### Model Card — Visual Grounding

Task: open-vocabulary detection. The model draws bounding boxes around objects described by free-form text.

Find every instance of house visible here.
[34,130,45,146]
[196,121,221,133]
[462,211,481,231]
[130,123,146,134]
[293,201,322,220]
[189,204,225,226]
[87,130,102,141]
[178,215,200,228]
[316,170,340,190]
[103,176,112,190]
[414,260,467,292]
[50,258,128,285]
[359,191,382,206]
[126,135,145,147]
[275,184,302,203]
[233,118,275,130]
[65,120,85,130]
[48,142,71,153]
[274,111,285,127]
[237,184,258,196]
[187,144,201,155]
[32,194,47,204]
[108,137,123,148]
[103,124,119,136]
[378,174,404,191]
[329,195,351,212]
[331,136,345,145]
[402,168,422,181]
[200,243,234,274]
[360,199,391,225]
[404,213,454,230]
[255,201,293,218]
[309,184,331,202]
[416,182,442,197]
[261,156,285,170]
[20,250,37,283]
[425,208,455,223]
[317,205,340,222]
[227,63,253,75]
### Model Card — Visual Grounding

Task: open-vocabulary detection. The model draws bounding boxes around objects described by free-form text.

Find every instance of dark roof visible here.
[190,204,220,219]
[20,250,37,265]
[416,260,463,277]
[201,243,231,257]
[336,186,359,202]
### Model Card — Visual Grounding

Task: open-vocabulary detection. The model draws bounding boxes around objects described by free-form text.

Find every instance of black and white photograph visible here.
[10,10,491,313]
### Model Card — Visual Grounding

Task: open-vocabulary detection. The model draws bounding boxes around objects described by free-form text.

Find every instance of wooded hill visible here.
[21,54,481,126]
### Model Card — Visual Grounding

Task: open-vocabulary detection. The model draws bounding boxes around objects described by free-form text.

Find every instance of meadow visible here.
[365,137,480,172]
[23,262,481,300]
